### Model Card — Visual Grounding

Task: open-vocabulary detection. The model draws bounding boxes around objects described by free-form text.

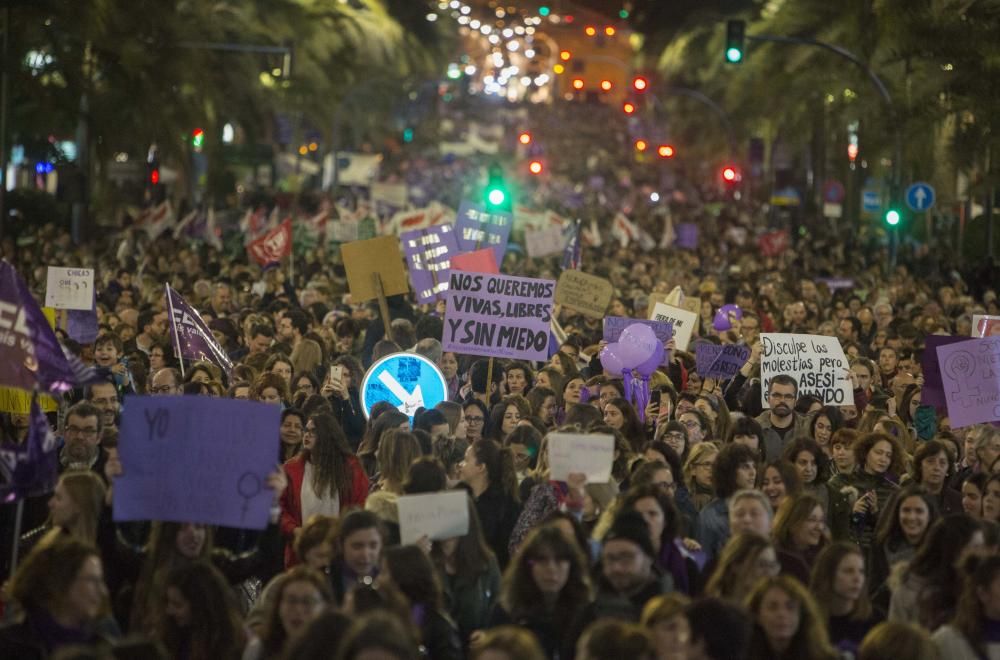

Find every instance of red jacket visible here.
[279,453,369,566]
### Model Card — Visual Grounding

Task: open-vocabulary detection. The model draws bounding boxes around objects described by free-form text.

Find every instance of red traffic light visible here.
[632,77,648,92]
[518,132,532,145]
[528,160,544,175]
[150,168,160,185]
[722,166,738,182]
[657,145,675,158]
[623,102,636,115]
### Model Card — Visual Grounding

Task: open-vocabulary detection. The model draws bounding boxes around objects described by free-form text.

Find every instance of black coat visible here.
[471,484,521,569]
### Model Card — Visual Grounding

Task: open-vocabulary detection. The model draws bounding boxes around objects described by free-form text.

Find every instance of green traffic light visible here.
[539,6,550,17]
[885,209,901,226]
[726,47,743,63]
[487,188,506,206]
[619,9,629,18]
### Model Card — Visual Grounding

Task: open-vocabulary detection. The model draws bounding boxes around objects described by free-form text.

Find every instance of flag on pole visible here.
[165,285,234,375]
[561,219,582,270]
[611,212,640,248]
[247,218,293,267]
[582,219,603,248]
[172,208,200,240]
[203,207,222,251]
[0,394,58,502]
[138,201,176,240]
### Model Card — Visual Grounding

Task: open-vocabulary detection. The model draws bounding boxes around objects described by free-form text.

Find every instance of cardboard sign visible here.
[454,201,512,268]
[443,271,555,361]
[973,315,1000,338]
[649,292,701,316]
[937,338,1000,428]
[696,343,751,379]
[760,334,853,408]
[341,236,409,302]
[524,225,565,258]
[548,433,614,483]
[44,267,94,310]
[113,396,280,529]
[397,490,469,545]
[923,335,971,408]
[554,271,613,319]
[450,248,499,274]
[649,302,698,351]
[401,224,459,303]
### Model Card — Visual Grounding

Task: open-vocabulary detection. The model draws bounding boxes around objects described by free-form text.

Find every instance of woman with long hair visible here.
[485,395,532,443]
[328,510,386,605]
[682,442,719,512]
[20,470,108,557]
[828,432,904,551]
[744,575,839,660]
[810,406,844,458]
[279,412,369,566]
[245,567,332,660]
[933,554,1000,659]
[487,525,594,660]
[322,354,367,450]
[462,399,489,444]
[526,386,559,429]
[157,560,247,660]
[602,397,647,453]
[357,408,409,476]
[252,372,290,407]
[640,593,691,660]
[810,542,882,655]
[380,545,463,660]
[868,484,938,607]
[771,493,829,584]
[619,484,695,595]
[704,533,781,604]
[278,408,305,462]
[459,439,522,568]
[782,437,831,516]
[962,472,989,519]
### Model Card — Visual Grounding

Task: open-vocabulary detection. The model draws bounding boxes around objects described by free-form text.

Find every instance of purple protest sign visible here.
[0,260,76,393]
[675,223,699,249]
[603,317,673,344]
[695,343,751,379]
[454,201,512,268]
[443,271,555,361]
[401,224,458,303]
[937,338,1000,428]
[166,285,234,375]
[113,396,280,529]
[922,335,971,408]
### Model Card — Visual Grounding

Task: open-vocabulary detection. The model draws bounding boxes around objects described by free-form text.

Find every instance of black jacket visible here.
[471,484,521,568]
[489,602,595,660]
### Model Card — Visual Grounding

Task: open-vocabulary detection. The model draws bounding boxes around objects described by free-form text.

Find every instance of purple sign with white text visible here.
[401,224,458,303]
[603,317,673,344]
[454,201,512,267]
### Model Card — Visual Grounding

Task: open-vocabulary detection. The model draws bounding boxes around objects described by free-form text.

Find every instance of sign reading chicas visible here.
[443,271,555,361]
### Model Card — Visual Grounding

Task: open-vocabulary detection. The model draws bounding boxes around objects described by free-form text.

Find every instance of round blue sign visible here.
[360,353,448,421]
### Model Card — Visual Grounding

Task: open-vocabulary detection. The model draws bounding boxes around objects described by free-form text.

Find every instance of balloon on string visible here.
[600,342,627,375]
[712,304,744,331]
[635,340,665,377]
[618,323,659,368]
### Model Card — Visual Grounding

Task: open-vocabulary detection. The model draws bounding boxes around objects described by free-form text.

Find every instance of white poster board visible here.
[45,267,94,310]
[760,333,854,408]
[649,302,698,351]
[547,433,614,483]
[397,490,469,545]
[524,226,565,258]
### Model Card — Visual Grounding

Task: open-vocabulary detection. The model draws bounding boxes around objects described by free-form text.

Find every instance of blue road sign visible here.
[906,182,936,212]
[862,191,881,213]
[360,352,448,421]
[822,180,845,204]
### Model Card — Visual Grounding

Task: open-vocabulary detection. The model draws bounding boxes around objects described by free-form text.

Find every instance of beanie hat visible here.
[603,509,656,560]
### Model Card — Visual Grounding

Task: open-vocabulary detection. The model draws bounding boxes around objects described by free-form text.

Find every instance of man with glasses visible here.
[755,374,809,462]
[594,509,671,621]
[61,401,108,476]
[150,367,183,395]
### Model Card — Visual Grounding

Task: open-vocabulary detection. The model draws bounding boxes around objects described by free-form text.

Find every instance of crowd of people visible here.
[0,189,997,660]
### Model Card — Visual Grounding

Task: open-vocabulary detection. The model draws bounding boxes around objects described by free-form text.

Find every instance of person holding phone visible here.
[322,356,366,450]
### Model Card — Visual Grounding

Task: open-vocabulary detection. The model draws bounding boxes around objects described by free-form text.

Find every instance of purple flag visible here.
[401,224,458,304]
[165,285,234,375]
[922,335,970,408]
[0,260,76,393]
[0,395,58,502]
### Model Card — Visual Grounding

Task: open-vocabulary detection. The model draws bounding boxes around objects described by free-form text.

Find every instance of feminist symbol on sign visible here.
[237,472,262,521]
[943,350,979,406]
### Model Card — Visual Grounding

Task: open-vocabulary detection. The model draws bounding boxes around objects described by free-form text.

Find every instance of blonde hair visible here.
[51,470,107,544]
[683,442,720,488]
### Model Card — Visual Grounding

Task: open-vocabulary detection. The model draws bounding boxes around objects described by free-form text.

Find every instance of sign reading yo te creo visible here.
[361,352,448,421]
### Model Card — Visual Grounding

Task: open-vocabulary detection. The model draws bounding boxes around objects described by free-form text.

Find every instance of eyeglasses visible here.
[466,416,485,424]
[664,432,685,441]
[769,392,796,401]
[66,425,99,437]
[90,397,117,406]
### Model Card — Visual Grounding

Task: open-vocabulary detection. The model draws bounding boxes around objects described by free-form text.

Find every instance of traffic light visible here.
[484,164,510,210]
[518,132,532,145]
[885,208,901,226]
[191,128,205,151]
[528,160,544,175]
[150,167,160,185]
[657,145,675,159]
[722,165,740,182]
[539,5,550,17]
[632,76,648,92]
[725,20,745,64]
[402,127,414,143]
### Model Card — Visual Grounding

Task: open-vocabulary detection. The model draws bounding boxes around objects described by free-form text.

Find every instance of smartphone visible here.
[329,365,344,387]
[651,389,662,407]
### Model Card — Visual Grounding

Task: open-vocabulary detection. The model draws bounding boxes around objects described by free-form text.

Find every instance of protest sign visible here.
[760,334,853,408]
[340,236,409,302]
[44,267,94,310]
[113,396,280,529]
[443,271,555,361]
[397,490,469,545]
[454,201,512,267]
[450,248,499,274]
[524,225,565,258]
[603,317,673,344]
[401,224,458,304]
[696,343,751,379]
[548,433,614,483]
[554,271,613,319]
[329,219,358,243]
[675,223,699,249]
[923,335,971,408]
[937,338,1000,428]
[371,182,409,208]
[973,315,1000,338]
[649,302,698,351]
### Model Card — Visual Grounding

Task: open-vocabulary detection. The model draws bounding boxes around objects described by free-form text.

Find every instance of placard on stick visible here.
[759,333,853,408]
[397,490,469,545]
[555,271,613,318]
[340,236,409,302]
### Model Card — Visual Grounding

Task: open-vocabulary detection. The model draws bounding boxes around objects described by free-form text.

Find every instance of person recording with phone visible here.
[321,356,366,451]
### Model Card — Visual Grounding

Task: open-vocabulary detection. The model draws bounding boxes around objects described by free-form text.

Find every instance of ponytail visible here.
[472,439,521,503]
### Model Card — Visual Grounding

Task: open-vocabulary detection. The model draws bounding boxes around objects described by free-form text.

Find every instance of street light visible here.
[657,145,675,158]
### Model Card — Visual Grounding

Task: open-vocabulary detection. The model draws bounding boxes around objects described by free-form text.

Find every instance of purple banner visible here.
[675,223,699,249]
[454,201,512,268]
[0,396,58,501]
[0,260,76,393]
[923,335,971,408]
[937,338,1000,428]
[443,271,555,361]
[401,224,458,304]
[603,316,673,344]
[114,396,280,529]
[166,285,234,375]
[696,343,751,379]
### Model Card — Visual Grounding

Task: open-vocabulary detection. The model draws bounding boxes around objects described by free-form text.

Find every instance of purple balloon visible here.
[600,342,627,375]
[712,304,744,331]
[635,340,665,377]
[618,323,659,368]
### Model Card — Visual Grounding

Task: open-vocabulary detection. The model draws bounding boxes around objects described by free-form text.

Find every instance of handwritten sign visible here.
[113,396,280,529]
[44,267,94,310]
[649,302,698,351]
[922,335,971,408]
[397,490,469,545]
[554,271,613,319]
[454,201,512,267]
[524,225,565,258]
[937,338,1000,428]
[443,271,555,361]
[696,343,751,379]
[401,224,458,304]
[341,236,409,302]
[548,433,614,483]
[760,334,853,408]
[451,248,499,274]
